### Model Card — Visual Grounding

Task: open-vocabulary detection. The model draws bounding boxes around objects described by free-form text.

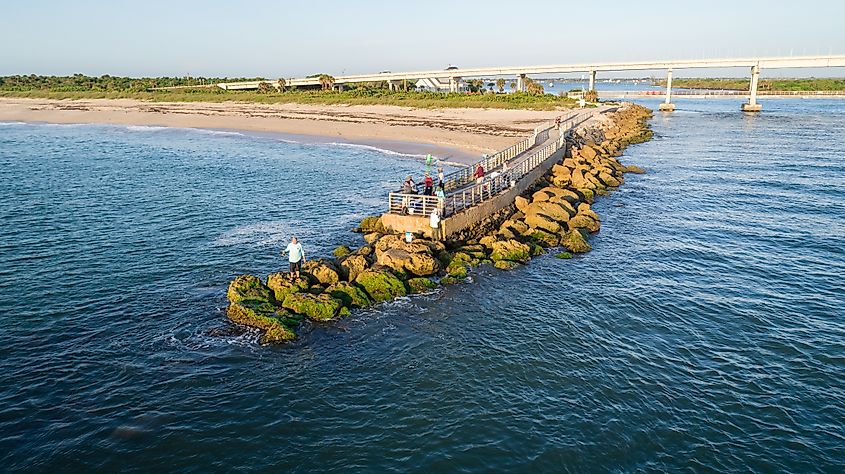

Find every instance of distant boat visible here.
[548,82,554,87]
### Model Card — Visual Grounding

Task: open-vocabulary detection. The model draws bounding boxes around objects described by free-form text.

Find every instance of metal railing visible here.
[387,110,594,218]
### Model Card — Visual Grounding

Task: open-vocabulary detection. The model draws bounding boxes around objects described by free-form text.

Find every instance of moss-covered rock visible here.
[529,242,545,257]
[560,229,592,253]
[555,252,573,259]
[440,276,462,285]
[281,292,345,321]
[227,301,296,344]
[490,239,531,263]
[332,245,352,258]
[266,273,309,301]
[446,260,469,279]
[326,281,372,308]
[407,277,437,294]
[357,216,387,234]
[493,260,519,270]
[227,274,275,304]
[354,270,407,302]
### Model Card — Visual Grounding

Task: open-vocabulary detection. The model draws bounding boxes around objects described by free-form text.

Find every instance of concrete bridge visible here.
[213,55,845,112]
[380,108,609,240]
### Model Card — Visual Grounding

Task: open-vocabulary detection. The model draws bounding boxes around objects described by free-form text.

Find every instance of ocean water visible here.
[1,99,844,472]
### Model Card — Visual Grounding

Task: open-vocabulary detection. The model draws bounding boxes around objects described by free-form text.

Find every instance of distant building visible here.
[415,77,467,93]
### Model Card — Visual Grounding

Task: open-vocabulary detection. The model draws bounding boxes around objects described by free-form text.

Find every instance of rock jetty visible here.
[225,104,653,344]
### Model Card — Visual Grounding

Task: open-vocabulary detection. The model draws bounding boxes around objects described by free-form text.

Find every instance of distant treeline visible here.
[654,77,845,91]
[0,74,266,92]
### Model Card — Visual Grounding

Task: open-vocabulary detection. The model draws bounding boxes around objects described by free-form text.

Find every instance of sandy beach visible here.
[0,98,566,163]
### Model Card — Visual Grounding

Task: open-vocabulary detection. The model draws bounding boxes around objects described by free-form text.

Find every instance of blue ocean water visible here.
[1,99,843,472]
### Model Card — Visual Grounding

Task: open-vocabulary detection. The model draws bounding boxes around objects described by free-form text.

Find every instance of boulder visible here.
[515,195,530,213]
[598,171,622,187]
[446,260,469,279]
[524,212,562,234]
[577,203,600,221]
[376,247,440,277]
[624,165,646,174]
[340,254,369,282]
[579,145,597,160]
[303,259,340,286]
[282,292,346,321]
[501,219,529,235]
[493,260,519,270]
[531,190,551,202]
[529,242,545,257]
[560,229,592,253]
[354,270,408,302]
[266,273,309,301]
[528,229,560,247]
[227,274,275,304]
[332,245,352,258]
[526,201,573,223]
[479,235,498,250]
[568,214,601,233]
[490,239,531,263]
[555,252,573,259]
[227,302,296,344]
[407,277,437,294]
[325,281,371,308]
[357,216,386,234]
[363,232,381,244]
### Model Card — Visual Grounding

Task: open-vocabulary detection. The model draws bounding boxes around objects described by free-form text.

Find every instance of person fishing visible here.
[429,207,441,241]
[282,236,306,281]
[401,175,416,214]
[474,163,485,184]
[437,166,445,192]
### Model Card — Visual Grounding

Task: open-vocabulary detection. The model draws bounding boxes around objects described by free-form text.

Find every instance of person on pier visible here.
[423,172,434,196]
[474,163,485,184]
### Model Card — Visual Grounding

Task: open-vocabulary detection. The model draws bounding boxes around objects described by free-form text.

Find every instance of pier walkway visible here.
[380,107,608,238]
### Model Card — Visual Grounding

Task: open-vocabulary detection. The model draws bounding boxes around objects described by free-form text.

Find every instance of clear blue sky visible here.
[2,0,843,78]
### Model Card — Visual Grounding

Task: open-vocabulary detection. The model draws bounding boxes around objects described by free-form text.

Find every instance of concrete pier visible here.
[659,69,676,112]
[742,65,763,112]
[588,70,596,92]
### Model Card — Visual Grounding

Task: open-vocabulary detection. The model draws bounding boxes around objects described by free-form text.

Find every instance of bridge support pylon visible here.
[742,64,762,112]
[659,69,676,111]
[517,74,527,93]
[588,70,596,92]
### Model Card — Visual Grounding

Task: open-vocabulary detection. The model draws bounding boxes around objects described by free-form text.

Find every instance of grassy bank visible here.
[0,75,580,110]
[653,77,845,91]
[0,89,580,110]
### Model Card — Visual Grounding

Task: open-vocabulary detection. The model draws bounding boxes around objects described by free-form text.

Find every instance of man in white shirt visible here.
[282,236,306,281]
[430,208,441,241]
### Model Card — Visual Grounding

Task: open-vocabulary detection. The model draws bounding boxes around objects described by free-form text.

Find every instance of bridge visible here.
[379,108,608,240]
[213,55,845,112]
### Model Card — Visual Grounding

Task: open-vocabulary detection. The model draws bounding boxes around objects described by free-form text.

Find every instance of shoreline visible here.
[0,97,567,164]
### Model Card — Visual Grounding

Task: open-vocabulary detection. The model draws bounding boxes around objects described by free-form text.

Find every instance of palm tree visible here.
[496,78,505,93]
[257,81,272,93]
[509,81,516,91]
[276,78,286,92]
[318,74,336,91]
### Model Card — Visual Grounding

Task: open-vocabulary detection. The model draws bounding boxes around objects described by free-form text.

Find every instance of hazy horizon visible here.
[3,0,844,79]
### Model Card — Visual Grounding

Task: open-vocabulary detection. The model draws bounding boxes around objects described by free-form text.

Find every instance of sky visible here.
[2,0,844,78]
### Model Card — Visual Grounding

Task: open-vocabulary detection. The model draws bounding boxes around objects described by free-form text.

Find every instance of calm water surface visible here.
[1,99,843,472]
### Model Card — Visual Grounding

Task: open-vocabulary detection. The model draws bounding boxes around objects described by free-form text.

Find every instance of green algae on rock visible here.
[227,302,296,344]
[282,292,346,321]
[266,273,309,301]
[354,270,407,302]
[407,277,437,294]
[326,281,372,308]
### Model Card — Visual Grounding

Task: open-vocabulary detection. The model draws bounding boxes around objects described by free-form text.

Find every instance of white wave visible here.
[125,125,170,132]
[0,121,27,126]
[322,141,425,159]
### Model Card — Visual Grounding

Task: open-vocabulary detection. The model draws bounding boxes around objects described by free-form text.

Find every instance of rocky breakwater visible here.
[225,104,652,344]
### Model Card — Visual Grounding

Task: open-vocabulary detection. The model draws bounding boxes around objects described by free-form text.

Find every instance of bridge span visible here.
[214,55,845,112]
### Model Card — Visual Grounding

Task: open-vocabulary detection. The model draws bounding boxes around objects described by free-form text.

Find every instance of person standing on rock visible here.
[282,236,306,281]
